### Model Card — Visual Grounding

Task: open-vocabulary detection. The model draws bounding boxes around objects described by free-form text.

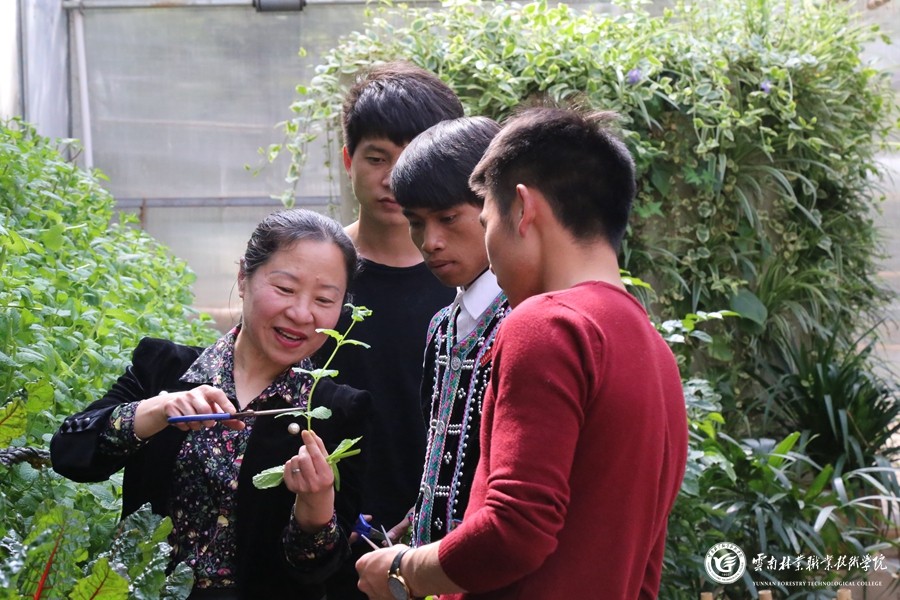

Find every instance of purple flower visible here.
[626,68,642,85]
[760,79,772,94]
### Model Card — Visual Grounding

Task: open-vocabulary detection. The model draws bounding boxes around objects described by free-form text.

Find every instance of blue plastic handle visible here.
[353,514,386,541]
[354,513,373,536]
[167,413,234,423]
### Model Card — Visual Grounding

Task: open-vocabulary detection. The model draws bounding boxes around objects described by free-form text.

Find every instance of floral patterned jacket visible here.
[51,337,371,599]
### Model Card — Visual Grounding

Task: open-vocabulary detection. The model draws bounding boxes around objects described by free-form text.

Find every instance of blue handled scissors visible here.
[167,406,303,424]
[354,513,392,550]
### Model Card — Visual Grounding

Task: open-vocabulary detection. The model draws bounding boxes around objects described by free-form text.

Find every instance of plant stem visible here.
[59,307,106,380]
[34,528,64,599]
[305,317,358,431]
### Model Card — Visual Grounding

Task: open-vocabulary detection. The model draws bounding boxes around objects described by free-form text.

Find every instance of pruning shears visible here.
[167,406,303,424]
[354,513,392,550]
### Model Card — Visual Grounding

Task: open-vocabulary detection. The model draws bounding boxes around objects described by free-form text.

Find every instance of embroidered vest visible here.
[411,293,510,546]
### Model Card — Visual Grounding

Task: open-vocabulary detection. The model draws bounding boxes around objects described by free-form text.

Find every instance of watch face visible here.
[388,575,410,600]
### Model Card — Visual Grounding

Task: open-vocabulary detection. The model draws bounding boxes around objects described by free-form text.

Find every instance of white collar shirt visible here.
[454,269,503,343]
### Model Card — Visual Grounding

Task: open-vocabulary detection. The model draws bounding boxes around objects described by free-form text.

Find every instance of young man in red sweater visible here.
[356,107,689,600]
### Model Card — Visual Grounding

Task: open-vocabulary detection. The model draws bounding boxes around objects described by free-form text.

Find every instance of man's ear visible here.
[342,146,352,173]
[515,184,538,238]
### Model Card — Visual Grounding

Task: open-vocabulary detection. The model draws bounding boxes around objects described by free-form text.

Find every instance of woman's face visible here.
[237,239,347,374]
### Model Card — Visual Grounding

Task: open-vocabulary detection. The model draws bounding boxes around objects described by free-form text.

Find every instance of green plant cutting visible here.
[252,303,372,491]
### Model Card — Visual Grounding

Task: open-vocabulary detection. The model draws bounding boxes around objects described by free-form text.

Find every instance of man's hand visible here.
[357,540,463,598]
[357,546,408,599]
[386,514,412,545]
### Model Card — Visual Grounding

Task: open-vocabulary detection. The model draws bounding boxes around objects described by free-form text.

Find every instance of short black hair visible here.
[342,61,465,157]
[391,116,500,211]
[469,107,636,249]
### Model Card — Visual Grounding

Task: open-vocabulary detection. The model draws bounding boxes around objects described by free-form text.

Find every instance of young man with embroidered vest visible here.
[387,116,510,548]
[356,107,689,600]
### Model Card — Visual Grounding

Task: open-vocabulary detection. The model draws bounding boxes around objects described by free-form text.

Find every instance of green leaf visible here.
[729,289,767,326]
[160,562,194,600]
[130,549,173,600]
[39,224,65,252]
[315,328,343,341]
[3,229,29,253]
[349,304,373,322]
[621,275,653,290]
[308,406,332,420]
[338,339,371,349]
[19,504,90,598]
[252,465,285,490]
[334,448,361,460]
[833,475,849,505]
[0,534,26,590]
[812,505,837,532]
[90,504,176,599]
[306,368,339,380]
[69,557,130,599]
[650,167,672,196]
[326,436,363,464]
[331,463,341,492]
[768,432,800,468]
[24,379,53,405]
[0,397,27,446]
[706,336,733,362]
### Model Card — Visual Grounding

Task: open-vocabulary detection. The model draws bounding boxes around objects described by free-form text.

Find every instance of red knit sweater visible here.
[437,281,688,599]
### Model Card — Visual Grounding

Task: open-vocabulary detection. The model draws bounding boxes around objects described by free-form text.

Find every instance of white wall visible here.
[1,0,69,137]
[0,0,22,120]
[21,0,68,139]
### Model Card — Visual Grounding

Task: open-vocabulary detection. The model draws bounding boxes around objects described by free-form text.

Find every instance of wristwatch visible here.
[387,547,413,600]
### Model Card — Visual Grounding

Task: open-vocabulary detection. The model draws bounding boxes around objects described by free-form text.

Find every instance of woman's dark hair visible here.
[242,209,359,298]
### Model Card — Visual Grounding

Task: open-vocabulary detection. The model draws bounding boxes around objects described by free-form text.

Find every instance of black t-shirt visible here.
[315,258,454,528]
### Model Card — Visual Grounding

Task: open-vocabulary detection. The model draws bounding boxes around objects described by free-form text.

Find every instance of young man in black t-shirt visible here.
[318,60,462,598]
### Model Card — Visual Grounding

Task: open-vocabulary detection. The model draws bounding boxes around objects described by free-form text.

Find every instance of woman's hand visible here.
[285,429,336,532]
[134,384,245,438]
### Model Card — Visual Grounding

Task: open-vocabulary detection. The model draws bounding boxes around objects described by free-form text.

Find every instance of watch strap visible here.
[388,547,413,600]
[390,547,411,577]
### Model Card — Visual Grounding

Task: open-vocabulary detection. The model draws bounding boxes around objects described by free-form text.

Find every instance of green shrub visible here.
[0,462,193,599]
[0,119,215,598]
[275,0,898,418]
[0,119,216,443]
[668,379,899,599]
[760,326,900,473]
